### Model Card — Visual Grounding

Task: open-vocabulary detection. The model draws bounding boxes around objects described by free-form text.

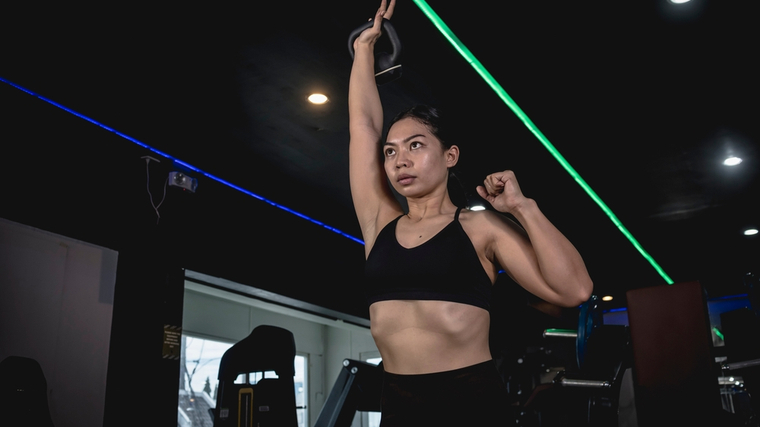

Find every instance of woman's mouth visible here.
[397,174,415,185]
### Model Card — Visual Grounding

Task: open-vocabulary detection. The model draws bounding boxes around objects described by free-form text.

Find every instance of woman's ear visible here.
[446,145,460,168]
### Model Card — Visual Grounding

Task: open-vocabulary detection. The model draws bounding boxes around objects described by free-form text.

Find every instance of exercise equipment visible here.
[348,18,402,85]
[527,295,631,426]
[626,281,733,426]
[0,356,55,427]
[718,274,760,422]
[543,294,603,371]
[314,359,383,427]
[212,325,298,427]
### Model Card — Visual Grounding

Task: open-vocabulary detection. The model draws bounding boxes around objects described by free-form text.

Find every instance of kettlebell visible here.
[348,18,402,85]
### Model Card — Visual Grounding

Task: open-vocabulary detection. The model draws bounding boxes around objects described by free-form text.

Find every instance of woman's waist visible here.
[370,300,491,374]
[377,339,492,374]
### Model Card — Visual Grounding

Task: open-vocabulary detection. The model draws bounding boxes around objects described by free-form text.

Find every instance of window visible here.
[179,335,233,427]
[179,334,308,427]
[295,354,308,427]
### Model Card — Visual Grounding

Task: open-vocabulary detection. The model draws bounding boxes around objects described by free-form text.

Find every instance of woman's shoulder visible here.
[459,207,500,225]
[459,208,524,236]
[459,208,530,266]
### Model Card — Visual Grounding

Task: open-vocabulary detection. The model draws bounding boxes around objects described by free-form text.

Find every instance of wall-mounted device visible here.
[168,171,198,193]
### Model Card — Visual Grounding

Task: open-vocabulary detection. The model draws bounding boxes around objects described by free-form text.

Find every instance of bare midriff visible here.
[369,299,492,374]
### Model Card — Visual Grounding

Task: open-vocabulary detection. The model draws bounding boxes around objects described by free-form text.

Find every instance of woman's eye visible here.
[385,149,395,156]
[410,142,421,149]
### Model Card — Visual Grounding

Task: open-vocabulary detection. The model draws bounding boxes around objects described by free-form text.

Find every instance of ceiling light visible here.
[602,296,613,302]
[669,0,691,3]
[308,93,328,104]
[723,156,742,166]
[744,229,759,236]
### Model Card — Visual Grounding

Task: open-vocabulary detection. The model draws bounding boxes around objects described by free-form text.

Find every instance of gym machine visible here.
[314,359,383,427]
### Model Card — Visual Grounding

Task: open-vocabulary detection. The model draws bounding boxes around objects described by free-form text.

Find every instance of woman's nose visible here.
[395,151,410,168]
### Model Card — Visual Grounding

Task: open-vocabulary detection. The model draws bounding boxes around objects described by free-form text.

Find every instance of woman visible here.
[349,1,594,425]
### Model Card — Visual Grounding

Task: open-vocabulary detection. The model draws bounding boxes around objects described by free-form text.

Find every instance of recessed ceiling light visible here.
[308,93,328,104]
[723,156,742,166]
[744,228,759,236]
[669,0,691,3]
[602,296,614,302]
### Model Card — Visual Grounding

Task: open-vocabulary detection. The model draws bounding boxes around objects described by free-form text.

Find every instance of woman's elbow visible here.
[558,278,594,308]
[573,278,594,306]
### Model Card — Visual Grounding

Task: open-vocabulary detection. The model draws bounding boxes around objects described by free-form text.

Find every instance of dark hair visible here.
[389,105,453,149]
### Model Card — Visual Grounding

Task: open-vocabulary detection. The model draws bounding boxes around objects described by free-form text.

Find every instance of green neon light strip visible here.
[713,327,725,341]
[412,0,673,285]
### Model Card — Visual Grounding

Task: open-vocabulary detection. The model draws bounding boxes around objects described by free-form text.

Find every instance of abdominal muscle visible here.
[369,299,492,374]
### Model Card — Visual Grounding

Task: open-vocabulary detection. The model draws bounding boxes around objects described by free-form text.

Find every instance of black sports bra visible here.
[364,207,494,310]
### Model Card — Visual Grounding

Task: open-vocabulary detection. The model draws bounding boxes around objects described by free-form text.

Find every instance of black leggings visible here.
[380,360,510,427]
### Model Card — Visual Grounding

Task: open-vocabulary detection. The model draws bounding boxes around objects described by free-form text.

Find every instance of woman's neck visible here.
[404,193,457,222]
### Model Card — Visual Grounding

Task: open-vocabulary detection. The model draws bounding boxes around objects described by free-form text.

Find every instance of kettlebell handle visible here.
[348,18,401,66]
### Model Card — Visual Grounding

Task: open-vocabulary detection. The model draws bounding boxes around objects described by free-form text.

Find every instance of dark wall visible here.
[1,81,368,425]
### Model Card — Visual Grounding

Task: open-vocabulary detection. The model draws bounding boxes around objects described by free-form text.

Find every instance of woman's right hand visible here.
[353,0,396,51]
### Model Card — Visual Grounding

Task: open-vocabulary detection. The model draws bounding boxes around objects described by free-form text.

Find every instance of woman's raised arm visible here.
[348,0,402,255]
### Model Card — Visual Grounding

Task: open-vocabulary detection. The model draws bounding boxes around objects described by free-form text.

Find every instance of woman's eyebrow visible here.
[384,134,425,146]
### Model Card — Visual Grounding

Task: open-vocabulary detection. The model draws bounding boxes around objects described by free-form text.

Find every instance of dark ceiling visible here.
[1,0,758,314]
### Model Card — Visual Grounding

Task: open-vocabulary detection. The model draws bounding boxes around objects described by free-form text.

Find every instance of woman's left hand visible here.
[353,0,396,51]
[476,170,529,214]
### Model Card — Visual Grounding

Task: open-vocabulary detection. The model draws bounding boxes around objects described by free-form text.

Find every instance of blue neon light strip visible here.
[0,76,365,245]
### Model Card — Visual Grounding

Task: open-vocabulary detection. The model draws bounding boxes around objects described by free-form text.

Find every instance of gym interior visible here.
[1,1,758,426]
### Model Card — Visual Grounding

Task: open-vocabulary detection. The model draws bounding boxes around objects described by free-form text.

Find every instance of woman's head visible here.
[386,105,472,207]
[384,105,461,200]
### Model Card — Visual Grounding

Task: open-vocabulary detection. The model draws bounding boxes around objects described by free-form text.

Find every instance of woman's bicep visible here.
[488,215,571,307]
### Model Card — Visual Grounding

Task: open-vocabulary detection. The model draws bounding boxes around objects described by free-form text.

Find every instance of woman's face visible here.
[384,118,458,198]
